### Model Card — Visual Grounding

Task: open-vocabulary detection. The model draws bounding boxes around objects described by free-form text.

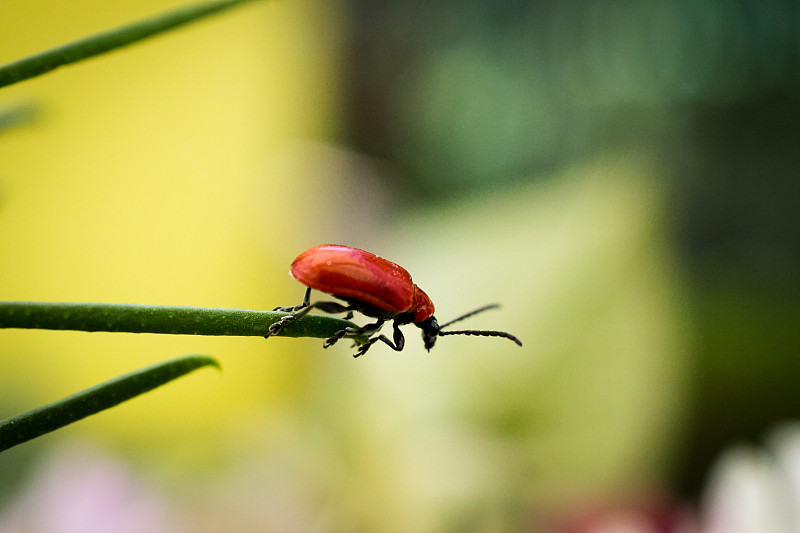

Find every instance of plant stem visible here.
[0,301,358,340]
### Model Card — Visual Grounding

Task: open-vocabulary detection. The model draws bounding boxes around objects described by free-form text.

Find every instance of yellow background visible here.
[0,2,691,530]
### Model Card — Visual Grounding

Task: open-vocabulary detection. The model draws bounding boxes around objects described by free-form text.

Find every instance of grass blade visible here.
[0,354,220,453]
[0,0,262,89]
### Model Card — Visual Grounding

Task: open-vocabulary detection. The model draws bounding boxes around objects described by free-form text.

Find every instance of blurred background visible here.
[1,0,799,531]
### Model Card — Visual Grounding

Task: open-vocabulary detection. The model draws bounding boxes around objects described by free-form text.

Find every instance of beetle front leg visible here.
[353,321,405,358]
[323,319,385,349]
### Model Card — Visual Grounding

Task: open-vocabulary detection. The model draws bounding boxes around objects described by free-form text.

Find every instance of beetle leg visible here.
[267,305,311,336]
[323,319,385,349]
[321,327,358,348]
[353,321,405,358]
[267,301,354,335]
[266,289,356,337]
[272,287,312,313]
[312,301,356,314]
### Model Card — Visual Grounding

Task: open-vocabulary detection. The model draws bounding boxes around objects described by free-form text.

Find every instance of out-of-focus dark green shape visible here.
[348,0,800,196]
[0,104,38,133]
[0,0,263,89]
[0,355,219,452]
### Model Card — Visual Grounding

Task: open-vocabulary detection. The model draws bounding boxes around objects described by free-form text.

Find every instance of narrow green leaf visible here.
[0,0,263,89]
[0,301,362,340]
[0,354,220,453]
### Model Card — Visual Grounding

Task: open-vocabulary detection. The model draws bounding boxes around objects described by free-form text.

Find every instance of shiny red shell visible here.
[290,244,435,323]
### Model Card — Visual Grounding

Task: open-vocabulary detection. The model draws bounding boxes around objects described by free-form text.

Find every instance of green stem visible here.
[0,354,219,452]
[0,0,263,89]
[0,301,360,340]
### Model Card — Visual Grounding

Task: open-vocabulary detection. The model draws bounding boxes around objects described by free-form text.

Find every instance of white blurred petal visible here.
[700,446,791,533]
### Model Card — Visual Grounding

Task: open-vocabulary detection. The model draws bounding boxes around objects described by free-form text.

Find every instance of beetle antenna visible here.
[438,304,500,329]
[436,304,522,346]
[438,329,523,346]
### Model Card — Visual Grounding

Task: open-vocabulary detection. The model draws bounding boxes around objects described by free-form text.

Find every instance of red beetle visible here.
[266,244,522,357]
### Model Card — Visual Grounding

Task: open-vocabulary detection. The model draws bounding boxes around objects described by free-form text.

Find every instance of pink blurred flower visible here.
[544,496,697,533]
[0,443,180,533]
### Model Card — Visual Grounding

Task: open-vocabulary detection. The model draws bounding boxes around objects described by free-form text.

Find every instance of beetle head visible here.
[416,316,440,351]
[417,305,523,351]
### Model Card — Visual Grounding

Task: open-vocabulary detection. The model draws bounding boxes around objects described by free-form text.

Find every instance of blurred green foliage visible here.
[347,0,799,198]
[347,0,800,498]
[2,0,799,528]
